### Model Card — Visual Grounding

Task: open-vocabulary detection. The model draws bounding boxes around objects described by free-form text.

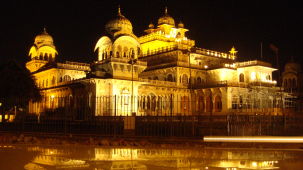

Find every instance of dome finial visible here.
[43,27,47,34]
[165,7,168,15]
[118,5,121,16]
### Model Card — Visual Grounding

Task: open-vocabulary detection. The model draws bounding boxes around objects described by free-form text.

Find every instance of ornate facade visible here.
[282,58,303,112]
[27,7,287,118]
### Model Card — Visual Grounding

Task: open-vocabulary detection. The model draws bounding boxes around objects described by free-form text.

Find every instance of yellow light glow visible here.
[204,65,208,69]
[251,162,257,167]
[50,95,55,99]
[229,47,238,56]
[220,71,227,80]
[250,72,256,80]
[204,136,303,143]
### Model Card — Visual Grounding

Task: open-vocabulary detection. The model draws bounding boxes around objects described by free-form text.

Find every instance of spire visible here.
[165,7,168,15]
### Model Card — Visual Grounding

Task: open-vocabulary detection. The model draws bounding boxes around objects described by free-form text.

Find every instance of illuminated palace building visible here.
[27,7,292,118]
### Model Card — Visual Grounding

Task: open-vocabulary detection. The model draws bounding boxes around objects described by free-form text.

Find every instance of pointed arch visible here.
[113,36,141,59]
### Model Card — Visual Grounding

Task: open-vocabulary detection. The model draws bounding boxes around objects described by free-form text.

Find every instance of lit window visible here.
[251,72,256,81]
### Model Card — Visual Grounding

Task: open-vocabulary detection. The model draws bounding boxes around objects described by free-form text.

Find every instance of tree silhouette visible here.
[0,59,41,112]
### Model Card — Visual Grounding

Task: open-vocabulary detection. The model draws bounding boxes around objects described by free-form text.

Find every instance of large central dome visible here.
[105,7,133,36]
[34,28,55,48]
[157,7,175,26]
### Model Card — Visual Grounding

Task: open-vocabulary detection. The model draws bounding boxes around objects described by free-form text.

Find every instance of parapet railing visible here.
[57,61,90,71]
[236,60,272,68]
[193,47,235,60]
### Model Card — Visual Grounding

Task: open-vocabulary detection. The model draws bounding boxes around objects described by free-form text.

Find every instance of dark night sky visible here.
[1,0,302,70]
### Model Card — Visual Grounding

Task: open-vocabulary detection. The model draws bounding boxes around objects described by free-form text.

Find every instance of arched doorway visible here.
[206,96,212,113]
[214,95,222,112]
[198,96,204,114]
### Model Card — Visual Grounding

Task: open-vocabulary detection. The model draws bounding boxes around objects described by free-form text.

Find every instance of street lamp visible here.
[128,58,137,116]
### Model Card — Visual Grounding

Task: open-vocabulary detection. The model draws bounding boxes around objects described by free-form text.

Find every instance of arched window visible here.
[121,89,130,105]
[51,76,55,85]
[147,96,151,110]
[197,77,202,85]
[181,96,189,114]
[142,96,146,110]
[176,32,181,38]
[292,78,296,88]
[239,73,244,82]
[288,79,292,88]
[117,45,122,58]
[130,48,135,58]
[167,74,173,82]
[182,74,188,85]
[198,96,204,113]
[123,47,128,58]
[214,95,222,112]
[239,96,243,109]
[63,75,71,82]
[151,96,156,112]
[206,96,212,112]
[284,79,287,88]
[154,76,159,80]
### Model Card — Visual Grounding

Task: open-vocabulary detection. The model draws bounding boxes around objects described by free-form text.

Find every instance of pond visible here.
[0,144,303,169]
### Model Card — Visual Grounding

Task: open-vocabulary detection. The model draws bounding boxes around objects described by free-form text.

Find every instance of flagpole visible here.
[260,42,263,59]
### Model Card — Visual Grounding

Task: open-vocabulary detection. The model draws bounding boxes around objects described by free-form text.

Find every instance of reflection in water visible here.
[1,145,303,169]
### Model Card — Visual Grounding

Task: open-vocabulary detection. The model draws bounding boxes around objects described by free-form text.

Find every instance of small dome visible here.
[178,21,184,28]
[105,7,133,36]
[157,7,175,26]
[34,28,55,48]
[148,22,154,29]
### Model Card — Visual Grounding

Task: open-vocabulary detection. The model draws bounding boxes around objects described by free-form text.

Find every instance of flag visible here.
[269,43,279,53]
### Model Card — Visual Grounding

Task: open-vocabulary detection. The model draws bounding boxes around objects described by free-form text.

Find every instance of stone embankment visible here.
[1,133,303,149]
[0,133,203,148]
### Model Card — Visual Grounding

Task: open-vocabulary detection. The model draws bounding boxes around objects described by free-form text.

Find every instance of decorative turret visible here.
[28,28,58,61]
[93,6,146,80]
[105,6,134,38]
[26,28,58,72]
[157,7,175,26]
[178,21,184,28]
[148,22,155,29]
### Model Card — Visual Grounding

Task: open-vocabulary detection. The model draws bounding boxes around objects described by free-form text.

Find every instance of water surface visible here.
[1,144,303,169]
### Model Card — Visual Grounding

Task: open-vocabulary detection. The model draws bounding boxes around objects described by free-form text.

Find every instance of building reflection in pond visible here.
[19,146,303,169]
